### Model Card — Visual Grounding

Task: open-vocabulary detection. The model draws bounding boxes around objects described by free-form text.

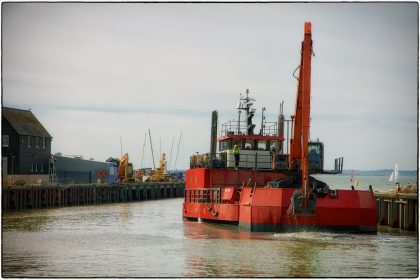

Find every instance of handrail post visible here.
[254,153,258,170]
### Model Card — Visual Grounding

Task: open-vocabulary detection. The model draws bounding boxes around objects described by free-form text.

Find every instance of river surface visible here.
[2,196,418,277]
[313,174,417,191]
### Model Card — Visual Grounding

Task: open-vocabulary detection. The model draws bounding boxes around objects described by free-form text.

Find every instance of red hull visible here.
[186,168,288,189]
[183,168,377,233]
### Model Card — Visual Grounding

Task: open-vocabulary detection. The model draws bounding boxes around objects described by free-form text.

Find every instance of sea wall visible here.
[2,182,185,212]
[374,192,417,231]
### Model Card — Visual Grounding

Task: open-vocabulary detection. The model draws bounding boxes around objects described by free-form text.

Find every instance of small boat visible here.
[182,22,377,233]
[389,162,399,185]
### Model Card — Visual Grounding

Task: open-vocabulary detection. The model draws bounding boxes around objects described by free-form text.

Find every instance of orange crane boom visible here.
[289,22,313,209]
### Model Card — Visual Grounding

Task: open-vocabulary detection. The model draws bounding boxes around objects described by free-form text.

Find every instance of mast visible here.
[148,129,156,170]
[168,137,174,171]
[174,131,182,170]
[278,101,285,153]
[140,132,147,169]
[237,89,256,135]
[120,136,123,157]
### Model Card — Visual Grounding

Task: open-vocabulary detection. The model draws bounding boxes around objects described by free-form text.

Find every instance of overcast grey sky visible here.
[2,2,418,170]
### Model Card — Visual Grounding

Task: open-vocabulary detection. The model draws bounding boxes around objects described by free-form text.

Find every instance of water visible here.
[2,196,418,277]
[314,174,417,191]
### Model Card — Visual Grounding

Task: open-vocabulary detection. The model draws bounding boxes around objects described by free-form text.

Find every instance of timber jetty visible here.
[374,183,418,232]
[2,182,185,212]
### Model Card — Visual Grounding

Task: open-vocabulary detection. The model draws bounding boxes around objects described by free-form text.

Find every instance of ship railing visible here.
[220,120,248,136]
[261,122,279,136]
[190,152,273,170]
[220,121,279,137]
[185,188,221,204]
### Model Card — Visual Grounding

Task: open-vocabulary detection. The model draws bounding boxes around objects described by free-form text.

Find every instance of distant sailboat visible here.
[350,170,358,189]
[389,163,399,184]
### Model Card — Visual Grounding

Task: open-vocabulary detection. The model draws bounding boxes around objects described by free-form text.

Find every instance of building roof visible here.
[2,107,52,138]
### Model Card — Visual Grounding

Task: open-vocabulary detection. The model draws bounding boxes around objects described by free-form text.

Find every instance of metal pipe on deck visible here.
[210,111,218,161]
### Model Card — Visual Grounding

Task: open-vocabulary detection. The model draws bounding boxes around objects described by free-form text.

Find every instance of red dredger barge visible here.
[183,22,377,233]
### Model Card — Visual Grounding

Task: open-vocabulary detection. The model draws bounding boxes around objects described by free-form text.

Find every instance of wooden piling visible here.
[2,182,185,212]
[375,192,417,232]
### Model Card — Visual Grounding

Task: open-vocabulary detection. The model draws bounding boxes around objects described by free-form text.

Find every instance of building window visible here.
[28,136,31,148]
[36,137,39,148]
[42,137,46,149]
[2,135,9,147]
[31,164,34,173]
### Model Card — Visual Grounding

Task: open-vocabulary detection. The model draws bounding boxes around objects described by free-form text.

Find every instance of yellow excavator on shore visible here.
[117,153,134,183]
[144,153,170,182]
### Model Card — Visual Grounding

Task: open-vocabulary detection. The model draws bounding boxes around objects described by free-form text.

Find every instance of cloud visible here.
[2,3,418,170]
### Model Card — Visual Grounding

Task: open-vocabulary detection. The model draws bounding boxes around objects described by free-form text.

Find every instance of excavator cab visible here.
[308,141,344,174]
[272,141,324,172]
[308,141,324,173]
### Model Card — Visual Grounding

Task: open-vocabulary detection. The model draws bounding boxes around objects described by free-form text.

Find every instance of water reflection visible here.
[2,199,417,277]
[2,210,53,232]
[116,204,131,226]
[182,221,268,277]
[183,220,254,240]
[2,253,46,277]
[182,220,385,277]
[283,239,319,277]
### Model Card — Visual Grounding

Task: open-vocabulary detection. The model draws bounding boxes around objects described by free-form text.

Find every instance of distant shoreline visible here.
[338,170,417,177]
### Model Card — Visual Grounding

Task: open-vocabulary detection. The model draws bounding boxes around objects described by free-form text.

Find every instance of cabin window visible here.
[308,143,323,166]
[42,137,46,149]
[309,145,319,154]
[219,139,233,152]
[36,137,39,148]
[28,136,31,148]
[244,139,254,150]
[2,135,9,147]
[257,140,267,151]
